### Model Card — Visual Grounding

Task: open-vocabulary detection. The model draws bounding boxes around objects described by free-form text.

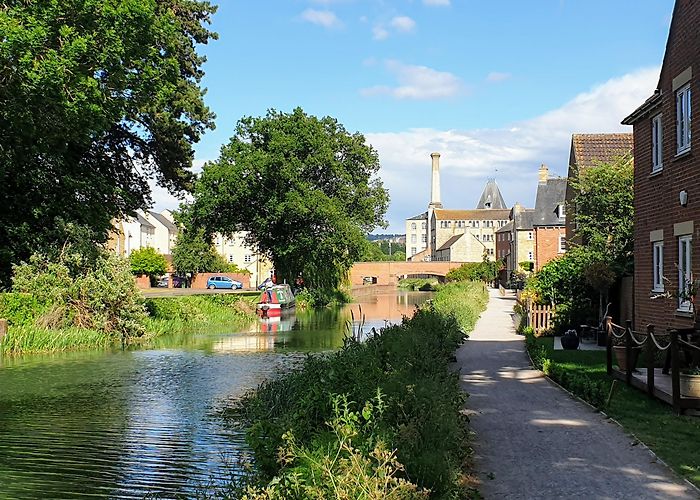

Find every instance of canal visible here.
[0,288,432,499]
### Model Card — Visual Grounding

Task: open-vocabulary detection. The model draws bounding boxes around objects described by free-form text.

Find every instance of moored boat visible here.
[256,284,296,316]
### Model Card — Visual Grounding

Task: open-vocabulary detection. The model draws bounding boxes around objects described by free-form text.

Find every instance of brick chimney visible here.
[538,164,549,184]
[429,152,443,209]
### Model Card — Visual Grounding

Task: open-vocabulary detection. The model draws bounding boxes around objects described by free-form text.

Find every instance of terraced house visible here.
[622,0,697,330]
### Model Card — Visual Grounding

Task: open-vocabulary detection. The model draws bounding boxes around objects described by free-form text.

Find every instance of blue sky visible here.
[153,0,675,232]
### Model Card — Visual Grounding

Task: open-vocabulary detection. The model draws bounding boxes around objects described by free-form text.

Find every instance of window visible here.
[421,234,427,242]
[244,254,252,263]
[559,235,567,253]
[228,255,234,263]
[652,241,664,292]
[528,232,533,240]
[652,114,663,172]
[411,222,416,230]
[678,235,692,311]
[528,251,533,261]
[677,84,691,154]
[474,221,479,228]
[557,205,566,218]
[411,234,417,244]
[411,247,417,256]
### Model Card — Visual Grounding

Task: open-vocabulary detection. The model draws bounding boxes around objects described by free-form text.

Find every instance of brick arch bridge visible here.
[349,261,465,287]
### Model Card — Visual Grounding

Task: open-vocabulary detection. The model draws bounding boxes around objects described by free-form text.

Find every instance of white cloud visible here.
[486,71,512,83]
[361,60,466,100]
[423,0,450,5]
[390,16,416,33]
[367,67,659,231]
[372,25,389,40]
[300,9,342,29]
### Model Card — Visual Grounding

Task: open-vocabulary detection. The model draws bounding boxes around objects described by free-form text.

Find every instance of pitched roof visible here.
[570,134,634,169]
[433,209,510,221]
[476,179,508,209]
[495,220,514,233]
[513,208,534,230]
[533,178,567,227]
[436,234,464,251]
[149,211,179,232]
[136,213,155,229]
[407,211,428,221]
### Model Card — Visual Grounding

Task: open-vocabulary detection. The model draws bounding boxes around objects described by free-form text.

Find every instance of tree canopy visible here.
[188,108,389,296]
[0,0,217,285]
[129,247,167,278]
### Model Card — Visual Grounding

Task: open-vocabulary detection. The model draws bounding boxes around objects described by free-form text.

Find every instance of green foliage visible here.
[362,240,407,262]
[525,332,608,408]
[129,247,167,279]
[431,282,489,333]
[0,0,217,286]
[518,261,534,272]
[398,278,438,291]
[234,283,488,496]
[11,250,147,339]
[571,156,634,268]
[0,293,45,327]
[241,395,429,499]
[189,108,390,302]
[171,226,238,275]
[445,259,499,284]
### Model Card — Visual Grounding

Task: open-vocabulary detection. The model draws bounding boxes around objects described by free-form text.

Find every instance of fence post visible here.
[670,330,681,415]
[625,319,633,386]
[527,298,532,329]
[646,324,655,398]
[0,319,6,343]
[605,316,613,375]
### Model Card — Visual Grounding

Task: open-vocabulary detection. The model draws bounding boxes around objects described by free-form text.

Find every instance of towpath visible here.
[456,288,697,499]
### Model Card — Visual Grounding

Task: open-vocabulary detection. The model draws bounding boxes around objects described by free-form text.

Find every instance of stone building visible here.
[496,203,535,277]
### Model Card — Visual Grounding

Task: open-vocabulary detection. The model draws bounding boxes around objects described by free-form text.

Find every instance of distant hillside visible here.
[367,233,406,243]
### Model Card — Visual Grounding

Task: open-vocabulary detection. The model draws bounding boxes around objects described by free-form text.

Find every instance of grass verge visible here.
[526,333,700,488]
[1,294,256,354]
[227,281,488,499]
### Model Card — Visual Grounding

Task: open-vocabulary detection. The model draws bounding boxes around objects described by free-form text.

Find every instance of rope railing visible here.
[678,338,700,353]
[628,330,648,346]
[649,332,672,351]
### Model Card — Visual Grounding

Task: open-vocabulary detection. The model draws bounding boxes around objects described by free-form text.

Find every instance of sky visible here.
[152,0,676,233]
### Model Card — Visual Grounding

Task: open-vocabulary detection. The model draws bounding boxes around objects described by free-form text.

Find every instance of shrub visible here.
[445,259,498,284]
[12,251,147,339]
[235,282,487,496]
[129,247,168,282]
[0,292,45,326]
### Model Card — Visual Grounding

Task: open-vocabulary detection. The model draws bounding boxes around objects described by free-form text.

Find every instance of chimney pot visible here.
[538,164,549,184]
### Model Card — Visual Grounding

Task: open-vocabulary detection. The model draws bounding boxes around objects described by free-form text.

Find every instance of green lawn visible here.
[532,336,700,488]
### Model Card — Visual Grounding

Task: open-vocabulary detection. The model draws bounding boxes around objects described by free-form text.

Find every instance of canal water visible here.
[0,289,431,499]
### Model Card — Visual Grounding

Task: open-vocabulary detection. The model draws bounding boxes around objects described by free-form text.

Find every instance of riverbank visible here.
[0,293,258,355]
[231,281,488,499]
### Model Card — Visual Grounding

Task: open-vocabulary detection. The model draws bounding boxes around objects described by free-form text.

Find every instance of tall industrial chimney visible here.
[429,152,443,209]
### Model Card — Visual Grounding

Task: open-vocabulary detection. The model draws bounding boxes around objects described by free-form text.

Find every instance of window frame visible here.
[652,241,664,292]
[652,113,663,172]
[558,235,567,254]
[678,235,692,311]
[676,84,692,155]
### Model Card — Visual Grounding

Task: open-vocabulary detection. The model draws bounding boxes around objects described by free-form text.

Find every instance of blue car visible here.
[206,276,243,290]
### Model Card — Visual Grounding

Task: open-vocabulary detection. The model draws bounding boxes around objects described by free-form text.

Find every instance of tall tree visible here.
[0,0,217,285]
[189,108,389,297]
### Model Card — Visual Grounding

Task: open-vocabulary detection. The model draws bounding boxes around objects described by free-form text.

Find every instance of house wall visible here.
[213,232,272,288]
[405,219,427,260]
[143,213,174,255]
[534,227,565,271]
[516,230,535,269]
[633,0,699,331]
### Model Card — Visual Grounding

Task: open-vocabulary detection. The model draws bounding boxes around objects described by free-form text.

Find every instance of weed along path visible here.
[456,289,696,499]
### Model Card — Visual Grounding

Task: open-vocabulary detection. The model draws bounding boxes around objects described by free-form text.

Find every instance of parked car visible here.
[156,275,186,288]
[207,276,243,290]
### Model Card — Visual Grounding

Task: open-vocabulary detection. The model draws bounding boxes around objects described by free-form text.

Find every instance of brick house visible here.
[533,165,567,271]
[622,0,698,330]
[564,134,634,243]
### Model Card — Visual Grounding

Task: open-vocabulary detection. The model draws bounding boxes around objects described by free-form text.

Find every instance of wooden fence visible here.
[528,302,555,336]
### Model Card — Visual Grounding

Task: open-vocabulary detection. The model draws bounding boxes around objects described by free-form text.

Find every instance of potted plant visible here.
[560,329,579,350]
[680,366,700,398]
[612,334,641,372]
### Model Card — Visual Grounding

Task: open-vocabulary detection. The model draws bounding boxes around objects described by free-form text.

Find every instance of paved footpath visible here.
[456,289,698,500]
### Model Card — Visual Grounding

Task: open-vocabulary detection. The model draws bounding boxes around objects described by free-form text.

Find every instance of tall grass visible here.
[231,281,488,498]
[0,294,257,355]
[1,325,113,354]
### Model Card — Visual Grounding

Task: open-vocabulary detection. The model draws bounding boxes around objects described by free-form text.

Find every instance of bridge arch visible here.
[349,261,465,287]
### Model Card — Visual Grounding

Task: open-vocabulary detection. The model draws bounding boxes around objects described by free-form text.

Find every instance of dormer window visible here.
[557,204,566,218]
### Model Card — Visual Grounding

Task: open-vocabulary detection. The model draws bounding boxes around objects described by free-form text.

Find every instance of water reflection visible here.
[0,289,432,498]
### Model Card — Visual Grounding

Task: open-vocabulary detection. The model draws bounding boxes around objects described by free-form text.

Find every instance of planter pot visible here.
[613,346,641,372]
[560,334,579,350]
[680,374,700,398]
